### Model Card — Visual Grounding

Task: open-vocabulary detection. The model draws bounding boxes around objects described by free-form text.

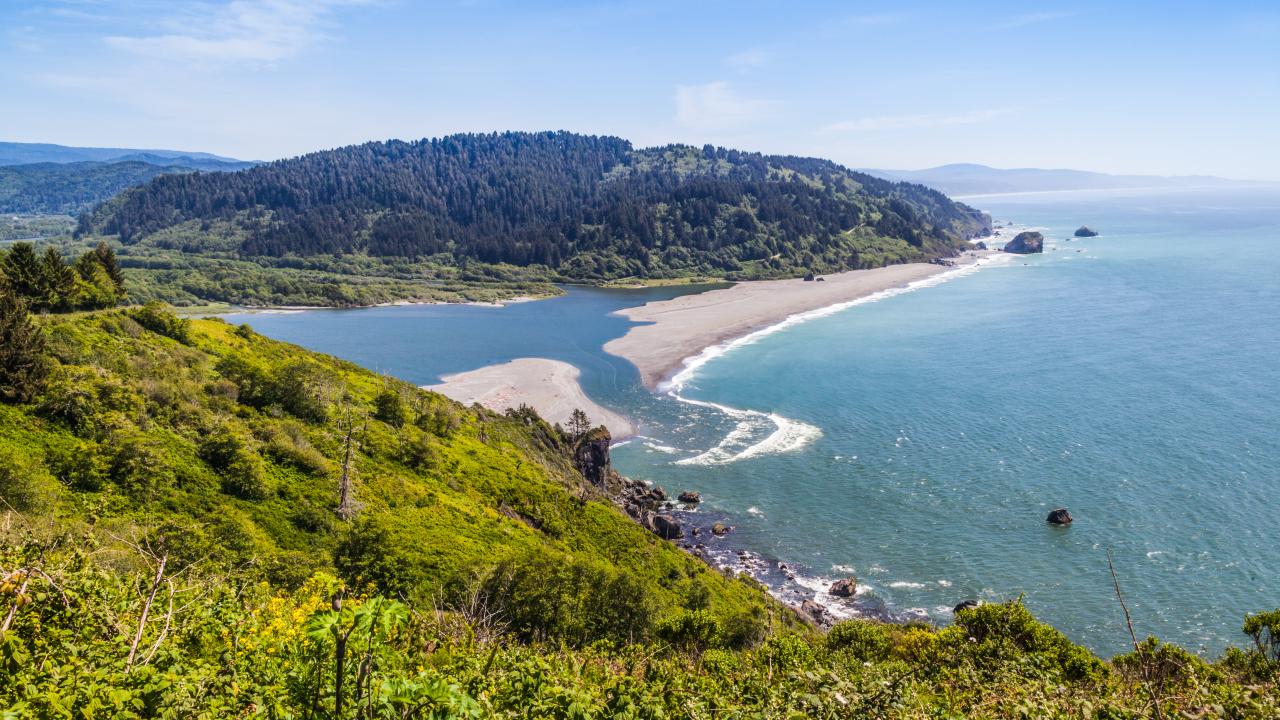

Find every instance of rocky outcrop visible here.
[647,513,683,540]
[1004,231,1044,254]
[573,427,613,486]
[828,577,857,598]
[799,599,833,627]
[953,599,981,613]
[1074,226,1099,237]
[1046,507,1073,525]
[678,491,702,504]
[974,241,988,250]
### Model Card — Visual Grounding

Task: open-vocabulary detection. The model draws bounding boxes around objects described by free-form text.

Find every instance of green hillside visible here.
[77,133,991,295]
[0,305,1277,717]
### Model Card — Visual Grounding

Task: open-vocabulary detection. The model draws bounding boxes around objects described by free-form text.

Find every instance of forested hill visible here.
[79,132,991,280]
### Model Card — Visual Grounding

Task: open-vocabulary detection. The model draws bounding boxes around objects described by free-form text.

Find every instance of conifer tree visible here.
[92,241,126,293]
[0,284,49,403]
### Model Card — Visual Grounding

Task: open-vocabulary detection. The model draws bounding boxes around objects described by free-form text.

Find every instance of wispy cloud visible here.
[822,108,1011,133]
[675,81,774,130]
[105,0,370,65]
[724,48,773,70]
[991,11,1076,31]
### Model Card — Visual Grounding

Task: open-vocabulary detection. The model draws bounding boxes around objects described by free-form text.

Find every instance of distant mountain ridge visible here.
[0,143,258,215]
[0,141,254,169]
[862,163,1266,197]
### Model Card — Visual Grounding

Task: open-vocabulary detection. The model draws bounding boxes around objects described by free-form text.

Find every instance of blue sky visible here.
[2,0,1278,178]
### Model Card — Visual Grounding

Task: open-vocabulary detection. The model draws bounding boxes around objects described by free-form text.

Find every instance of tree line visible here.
[78,132,990,277]
[0,241,125,312]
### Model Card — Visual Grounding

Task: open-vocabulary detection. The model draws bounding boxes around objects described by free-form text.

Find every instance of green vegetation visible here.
[71,132,990,306]
[0,305,1276,716]
[0,240,125,312]
[0,214,76,242]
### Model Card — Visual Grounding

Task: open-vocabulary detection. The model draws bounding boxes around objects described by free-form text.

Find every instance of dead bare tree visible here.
[336,401,368,520]
[1108,549,1164,720]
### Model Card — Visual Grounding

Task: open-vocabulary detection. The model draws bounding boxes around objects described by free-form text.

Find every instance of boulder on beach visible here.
[974,241,988,250]
[803,272,816,281]
[953,600,981,614]
[1046,507,1073,525]
[678,490,702,504]
[828,577,857,598]
[1004,231,1044,254]
[1074,225,1099,237]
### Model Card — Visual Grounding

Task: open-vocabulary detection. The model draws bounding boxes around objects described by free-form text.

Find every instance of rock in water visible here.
[1074,225,1099,237]
[678,490,702,504]
[828,577,857,597]
[953,600,981,613]
[1004,231,1044,254]
[711,522,731,536]
[1046,507,1073,525]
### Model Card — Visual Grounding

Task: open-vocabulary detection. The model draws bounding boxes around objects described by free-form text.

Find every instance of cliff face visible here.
[573,426,614,487]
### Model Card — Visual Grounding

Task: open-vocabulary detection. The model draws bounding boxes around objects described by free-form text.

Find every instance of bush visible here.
[37,366,144,437]
[826,619,892,661]
[127,302,191,343]
[0,446,56,512]
[950,599,1106,682]
[200,429,270,500]
[656,609,722,653]
[334,518,416,597]
[374,388,408,428]
[481,551,655,646]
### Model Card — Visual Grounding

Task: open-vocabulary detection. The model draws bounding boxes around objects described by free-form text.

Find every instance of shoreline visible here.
[604,250,997,391]
[424,358,635,439]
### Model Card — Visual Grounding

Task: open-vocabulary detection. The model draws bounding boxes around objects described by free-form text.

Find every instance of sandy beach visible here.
[425,358,634,438]
[604,252,991,389]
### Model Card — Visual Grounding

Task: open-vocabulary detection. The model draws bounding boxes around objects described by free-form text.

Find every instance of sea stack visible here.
[1004,231,1044,254]
[1046,507,1073,525]
[1074,226,1099,237]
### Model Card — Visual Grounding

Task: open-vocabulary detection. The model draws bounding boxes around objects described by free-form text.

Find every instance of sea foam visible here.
[665,253,1011,466]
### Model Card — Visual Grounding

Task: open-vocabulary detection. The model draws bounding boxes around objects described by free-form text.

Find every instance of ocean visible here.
[225,186,1280,655]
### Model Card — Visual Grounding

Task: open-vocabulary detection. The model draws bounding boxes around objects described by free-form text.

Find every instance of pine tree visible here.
[92,241,125,293]
[0,285,49,403]
[1,243,44,304]
[40,247,76,310]
[568,408,592,439]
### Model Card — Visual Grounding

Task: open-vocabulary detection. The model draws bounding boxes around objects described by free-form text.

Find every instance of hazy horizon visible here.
[3,1,1278,180]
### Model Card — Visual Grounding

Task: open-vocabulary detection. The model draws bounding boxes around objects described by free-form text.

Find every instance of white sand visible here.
[604,254,990,389]
[424,358,634,438]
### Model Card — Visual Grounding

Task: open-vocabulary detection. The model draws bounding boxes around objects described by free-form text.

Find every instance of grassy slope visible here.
[1,312,1278,717]
[0,311,770,623]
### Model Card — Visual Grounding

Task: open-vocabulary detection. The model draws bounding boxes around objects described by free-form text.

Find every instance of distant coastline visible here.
[604,249,997,391]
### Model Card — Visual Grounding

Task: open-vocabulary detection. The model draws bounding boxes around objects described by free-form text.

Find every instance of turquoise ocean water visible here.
[227,187,1280,655]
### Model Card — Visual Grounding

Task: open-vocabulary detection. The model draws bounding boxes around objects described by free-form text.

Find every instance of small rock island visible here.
[1004,231,1045,254]
[1074,226,1099,237]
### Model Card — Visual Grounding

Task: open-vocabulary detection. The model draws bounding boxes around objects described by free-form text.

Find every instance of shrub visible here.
[0,446,56,512]
[127,302,191,343]
[200,429,270,500]
[334,518,416,597]
[374,388,408,428]
[826,619,892,661]
[37,366,145,437]
[951,599,1106,682]
[481,551,655,646]
[656,609,723,653]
